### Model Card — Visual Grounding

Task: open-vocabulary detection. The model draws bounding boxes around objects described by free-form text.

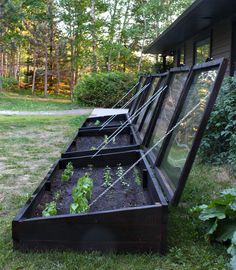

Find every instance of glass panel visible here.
[159,68,218,187]
[136,77,160,127]
[195,38,210,64]
[140,76,166,137]
[148,72,189,155]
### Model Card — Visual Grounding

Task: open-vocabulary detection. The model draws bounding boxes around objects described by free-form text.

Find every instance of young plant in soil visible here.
[61,162,74,182]
[116,164,129,188]
[104,135,109,145]
[133,168,142,186]
[70,173,93,214]
[90,146,97,151]
[42,201,57,217]
[103,166,112,187]
[94,120,101,126]
[53,191,61,201]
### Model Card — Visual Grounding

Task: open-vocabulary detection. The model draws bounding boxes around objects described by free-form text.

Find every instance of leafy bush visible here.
[0,76,18,90]
[74,72,136,107]
[192,187,236,269]
[199,77,236,172]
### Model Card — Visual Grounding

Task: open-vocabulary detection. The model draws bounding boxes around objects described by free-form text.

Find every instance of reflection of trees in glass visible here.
[195,38,210,64]
[140,77,166,136]
[136,77,160,126]
[149,72,188,154]
[160,69,217,187]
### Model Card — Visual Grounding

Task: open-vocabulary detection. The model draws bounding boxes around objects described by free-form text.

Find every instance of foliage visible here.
[70,173,93,214]
[74,72,136,107]
[61,162,74,182]
[134,168,142,186]
[192,187,236,268]
[0,76,18,90]
[103,166,112,187]
[94,120,101,126]
[199,77,236,173]
[42,201,57,217]
[116,164,128,187]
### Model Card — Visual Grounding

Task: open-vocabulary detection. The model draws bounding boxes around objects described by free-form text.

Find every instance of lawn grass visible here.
[0,115,234,270]
[0,89,84,111]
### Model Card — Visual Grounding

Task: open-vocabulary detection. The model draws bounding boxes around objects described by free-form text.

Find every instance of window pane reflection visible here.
[148,72,189,155]
[159,69,217,187]
[136,77,160,127]
[140,76,166,137]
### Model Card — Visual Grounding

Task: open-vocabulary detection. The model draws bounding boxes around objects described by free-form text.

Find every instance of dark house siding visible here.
[172,18,232,75]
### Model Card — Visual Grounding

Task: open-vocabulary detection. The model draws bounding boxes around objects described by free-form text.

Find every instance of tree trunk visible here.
[32,48,37,95]
[55,43,60,94]
[138,10,147,72]
[91,0,97,72]
[44,49,48,97]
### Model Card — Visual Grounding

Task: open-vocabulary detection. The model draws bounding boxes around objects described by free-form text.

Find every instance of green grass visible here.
[0,115,234,270]
[0,89,85,111]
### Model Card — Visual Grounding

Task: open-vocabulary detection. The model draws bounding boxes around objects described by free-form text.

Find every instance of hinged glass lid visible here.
[152,58,228,205]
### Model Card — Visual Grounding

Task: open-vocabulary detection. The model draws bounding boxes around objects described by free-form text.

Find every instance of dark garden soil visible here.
[85,120,124,128]
[32,165,151,217]
[69,134,132,152]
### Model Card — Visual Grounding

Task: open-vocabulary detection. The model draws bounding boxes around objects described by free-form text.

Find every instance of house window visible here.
[177,47,185,66]
[194,37,211,64]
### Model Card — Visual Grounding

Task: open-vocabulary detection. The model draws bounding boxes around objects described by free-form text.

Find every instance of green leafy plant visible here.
[103,166,112,187]
[70,174,93,214]
[104,135,109,145]
[133,168,142,186]
[42,201,57,217]
[192,187,236,268]
[53,191,61,201]
[94,120,101,126]
[61,162,74,182]
[116,164,129,187]
[90,146,97,151]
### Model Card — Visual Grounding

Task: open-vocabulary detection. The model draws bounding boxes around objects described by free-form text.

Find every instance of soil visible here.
[69,134,132,152]
[32,165,151,217]
[85,120,124,128]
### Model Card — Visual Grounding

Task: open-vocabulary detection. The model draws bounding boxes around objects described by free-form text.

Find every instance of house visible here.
[144,0,236,76]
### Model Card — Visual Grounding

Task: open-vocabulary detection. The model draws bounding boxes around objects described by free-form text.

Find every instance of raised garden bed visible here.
[12,151,168,253]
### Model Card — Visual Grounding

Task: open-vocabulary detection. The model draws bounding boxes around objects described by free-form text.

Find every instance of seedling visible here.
[42,201,57,217]
[61,162,74,182]
[104,135,109,145]
[103,166,112,187]
[90,146,97,151]
[94,120,101,126]
[116,164,129,187]
[53,191,61,201]
[70,174,94,214]
[134,168,142,186]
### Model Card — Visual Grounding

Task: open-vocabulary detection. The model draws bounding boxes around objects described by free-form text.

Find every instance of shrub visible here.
[199,76,236,172]
[74,72,136,107]
[0,76,18,90]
